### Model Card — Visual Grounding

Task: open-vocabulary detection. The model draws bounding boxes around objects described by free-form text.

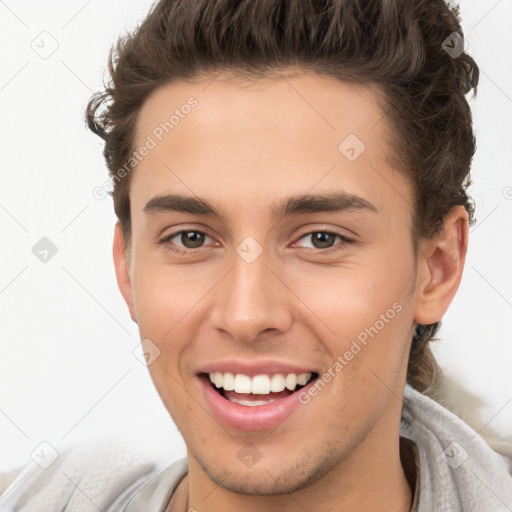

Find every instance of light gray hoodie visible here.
[1,384,511,511]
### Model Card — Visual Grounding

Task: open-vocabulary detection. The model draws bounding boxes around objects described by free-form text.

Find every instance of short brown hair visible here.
[86,0,479,394]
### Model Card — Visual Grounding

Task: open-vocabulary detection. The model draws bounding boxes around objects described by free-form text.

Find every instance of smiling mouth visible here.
[202,371,319,406]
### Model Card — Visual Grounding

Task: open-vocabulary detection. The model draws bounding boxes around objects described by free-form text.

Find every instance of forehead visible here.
[130,71,412,223]
[134,70,389,150]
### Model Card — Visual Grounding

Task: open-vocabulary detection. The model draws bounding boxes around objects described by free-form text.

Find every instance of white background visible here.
[0,0,511,472]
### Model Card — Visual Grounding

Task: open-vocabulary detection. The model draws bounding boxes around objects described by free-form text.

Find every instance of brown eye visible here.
[294,230,353,251]
[160,230,214,253]
[310,232,337,249]
[179,231,205,248]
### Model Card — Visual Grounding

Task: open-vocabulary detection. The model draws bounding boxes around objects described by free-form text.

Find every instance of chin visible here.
[195,449,339,496]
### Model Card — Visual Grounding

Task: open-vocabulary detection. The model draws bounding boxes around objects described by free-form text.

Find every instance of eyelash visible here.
[158,228,353,255]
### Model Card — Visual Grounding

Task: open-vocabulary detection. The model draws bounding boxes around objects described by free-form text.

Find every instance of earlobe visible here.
[414,206,469,325]
[113,222,138,324]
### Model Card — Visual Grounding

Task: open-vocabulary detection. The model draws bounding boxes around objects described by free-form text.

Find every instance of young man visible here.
[2,0,512,510]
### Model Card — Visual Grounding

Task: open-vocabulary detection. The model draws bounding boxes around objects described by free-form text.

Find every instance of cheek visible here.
[291,258,414,384]
[296,263,410,331]
[130,253,204,335]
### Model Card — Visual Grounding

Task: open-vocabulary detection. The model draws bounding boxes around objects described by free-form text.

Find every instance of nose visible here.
[211,247,293,344]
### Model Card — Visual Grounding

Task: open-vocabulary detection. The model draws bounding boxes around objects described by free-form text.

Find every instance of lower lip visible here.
[199,375,317,431]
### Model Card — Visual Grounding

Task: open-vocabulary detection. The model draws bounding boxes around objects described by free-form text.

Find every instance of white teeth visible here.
[297,373,310,386]
[270,373,286,392]
[208,371,313,395]
[251,374,271,394]
[233,374,252,394]
[285,374,297,391]
[222,372,235,391]
[228,397,278,406]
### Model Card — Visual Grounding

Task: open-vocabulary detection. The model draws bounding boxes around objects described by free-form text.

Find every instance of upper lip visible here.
[196,359,319,377]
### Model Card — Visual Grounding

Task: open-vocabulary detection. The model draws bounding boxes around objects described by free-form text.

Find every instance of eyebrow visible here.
[143,191,378,220]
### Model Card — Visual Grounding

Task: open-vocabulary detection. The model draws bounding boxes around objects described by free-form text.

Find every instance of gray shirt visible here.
[2,384,511,511]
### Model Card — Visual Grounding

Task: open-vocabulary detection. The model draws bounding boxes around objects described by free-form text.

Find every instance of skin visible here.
[112,69,468,512]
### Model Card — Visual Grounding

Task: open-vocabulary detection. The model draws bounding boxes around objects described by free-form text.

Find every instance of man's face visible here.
[120,71,425,494]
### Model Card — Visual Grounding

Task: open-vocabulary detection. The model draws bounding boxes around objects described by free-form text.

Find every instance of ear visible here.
[413,205,469,325]
[113,222,137,323]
